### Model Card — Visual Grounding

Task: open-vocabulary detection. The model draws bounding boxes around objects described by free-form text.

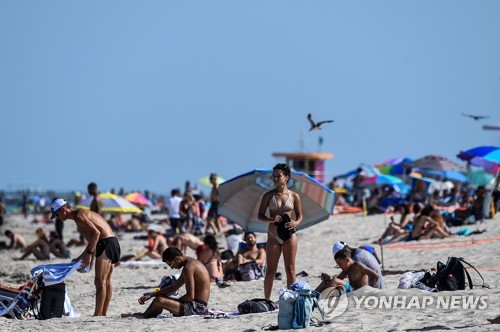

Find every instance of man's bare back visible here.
[175,233,203,251]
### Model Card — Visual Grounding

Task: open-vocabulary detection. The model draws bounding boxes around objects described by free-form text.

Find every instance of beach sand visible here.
[0,213,499,331]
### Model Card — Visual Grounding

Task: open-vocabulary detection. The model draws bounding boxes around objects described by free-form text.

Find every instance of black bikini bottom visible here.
[275,214,296,243]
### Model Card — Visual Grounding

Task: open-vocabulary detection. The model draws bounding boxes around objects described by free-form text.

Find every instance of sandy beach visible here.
[1,212,499,331]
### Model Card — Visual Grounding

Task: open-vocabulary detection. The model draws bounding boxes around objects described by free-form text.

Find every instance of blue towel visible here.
[30,261,82,286]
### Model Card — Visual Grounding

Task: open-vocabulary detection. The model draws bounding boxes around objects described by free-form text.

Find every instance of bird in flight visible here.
[461,113,490,121]
[307,113,334,131]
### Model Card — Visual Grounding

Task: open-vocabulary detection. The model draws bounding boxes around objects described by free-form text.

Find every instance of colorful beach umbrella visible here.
[404,155,465,172]
[199,175,225,188]
[457,146,500,174]
[376,157,414,177]
[124,192,151,206]
[76,192,142,213]
[361,174,403,187]
[218,169,335,233]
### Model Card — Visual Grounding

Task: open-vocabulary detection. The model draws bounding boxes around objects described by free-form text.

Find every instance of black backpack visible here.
[237,298,275,314]
[429,257,486,291]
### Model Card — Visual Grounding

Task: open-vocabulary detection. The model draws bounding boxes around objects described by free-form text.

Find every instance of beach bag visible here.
[239,262,263,281]
[38,283,66,319]
[158,275,176,289]
[278,289,323,329]
[237,298,274,314]
[424,257,486,291]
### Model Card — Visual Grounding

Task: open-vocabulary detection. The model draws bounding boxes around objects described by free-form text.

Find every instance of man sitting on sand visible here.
[51,198,121,317]
[121,247,210,318]
[334,248,379,290]
[3,230,27,249]
[319,241,383,289]
[224,231,266,281]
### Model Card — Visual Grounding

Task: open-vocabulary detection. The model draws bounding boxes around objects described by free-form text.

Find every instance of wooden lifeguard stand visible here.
[272,152,333,184]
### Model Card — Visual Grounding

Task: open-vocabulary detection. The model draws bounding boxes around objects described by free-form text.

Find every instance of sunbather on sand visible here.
[15,227,50,260]
[378,203,422,244]
[49,231,69,258]
[3,230,26,249]
[121,247,210,318]
[197,235,224,283]
[410,205,452,241]
[223,231,266,281]
[128,229,168,261]
[171,232,206,259]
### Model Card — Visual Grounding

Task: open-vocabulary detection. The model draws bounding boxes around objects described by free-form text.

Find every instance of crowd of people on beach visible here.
[0,164,498,325]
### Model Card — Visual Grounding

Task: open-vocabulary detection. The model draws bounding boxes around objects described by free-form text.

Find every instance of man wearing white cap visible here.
[50,198,121,316]
[322,241,383,289]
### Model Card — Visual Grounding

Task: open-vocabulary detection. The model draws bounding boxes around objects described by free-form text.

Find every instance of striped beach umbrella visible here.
[76,192,142,213]
[219,169,335,233]
[403,155,465,172]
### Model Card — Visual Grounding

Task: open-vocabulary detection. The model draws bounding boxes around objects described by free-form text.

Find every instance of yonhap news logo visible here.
[318,287,349,319]
[319,288,488,318]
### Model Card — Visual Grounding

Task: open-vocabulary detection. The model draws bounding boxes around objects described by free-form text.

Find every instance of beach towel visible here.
[30,261,82,286]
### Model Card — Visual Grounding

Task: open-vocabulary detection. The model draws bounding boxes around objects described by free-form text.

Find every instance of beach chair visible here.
[0,274,43,319]
[0,261,82,320]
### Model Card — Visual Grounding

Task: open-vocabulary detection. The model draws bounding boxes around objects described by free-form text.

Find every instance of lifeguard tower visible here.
[272,152,333,184]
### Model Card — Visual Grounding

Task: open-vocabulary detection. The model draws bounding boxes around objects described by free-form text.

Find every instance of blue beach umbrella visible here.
[457,146,500,175]
[218,169,335,233]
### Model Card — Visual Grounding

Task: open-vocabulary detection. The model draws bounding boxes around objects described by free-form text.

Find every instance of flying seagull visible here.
[461,113,490,121]
[307,113,334,131]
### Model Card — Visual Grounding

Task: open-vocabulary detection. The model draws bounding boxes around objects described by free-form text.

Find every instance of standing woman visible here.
[258,163,302,299]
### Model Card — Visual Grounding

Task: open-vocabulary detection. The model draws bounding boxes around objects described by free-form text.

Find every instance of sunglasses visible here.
[166,259,175,268]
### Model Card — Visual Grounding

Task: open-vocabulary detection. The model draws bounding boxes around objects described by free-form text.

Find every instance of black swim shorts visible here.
[95,237,121,264]
[207,201,219,219]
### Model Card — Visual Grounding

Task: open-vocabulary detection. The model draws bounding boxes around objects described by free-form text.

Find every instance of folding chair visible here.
[0,274,43,319]
[0,262,81,320]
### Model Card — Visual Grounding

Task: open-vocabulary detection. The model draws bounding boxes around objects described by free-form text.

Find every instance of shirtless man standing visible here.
[51,198,121,316]
[88,182,104,216]
[122,247,210,318]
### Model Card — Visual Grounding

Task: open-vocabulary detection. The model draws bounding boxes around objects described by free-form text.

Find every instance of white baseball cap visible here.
[50,198,67,219]
[332,241,346,256]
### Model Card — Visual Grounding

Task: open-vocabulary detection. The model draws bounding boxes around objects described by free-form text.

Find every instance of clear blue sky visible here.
[1,1,499,194]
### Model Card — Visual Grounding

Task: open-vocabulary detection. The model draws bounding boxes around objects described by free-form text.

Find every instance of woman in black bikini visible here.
[258,163,303,300]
